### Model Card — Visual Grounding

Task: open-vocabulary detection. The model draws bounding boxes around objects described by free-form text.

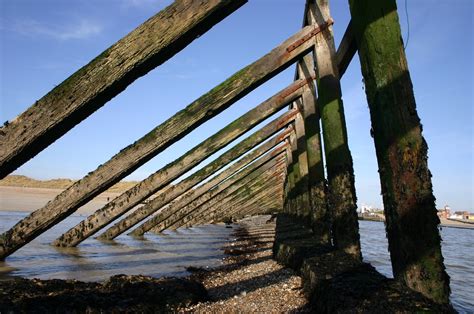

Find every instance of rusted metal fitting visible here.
[286,18,334,53]
[277,108,299,129]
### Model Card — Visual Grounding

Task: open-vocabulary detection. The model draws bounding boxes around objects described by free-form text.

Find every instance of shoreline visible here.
[359,216,474,230]
[0,215,311,312]
[0,186,121,215]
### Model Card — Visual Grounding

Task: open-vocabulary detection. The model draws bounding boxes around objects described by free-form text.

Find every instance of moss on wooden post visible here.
[312,0,360,258]
[348,0,450,303]
[0,0,247,179]
[0,24,317,259]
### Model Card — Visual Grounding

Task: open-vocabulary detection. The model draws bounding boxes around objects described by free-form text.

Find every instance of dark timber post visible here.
[296,2,330,242]
[0,0,247,179]
[0,24,325,259]
[348,0,450,303]
[312,0,361,258]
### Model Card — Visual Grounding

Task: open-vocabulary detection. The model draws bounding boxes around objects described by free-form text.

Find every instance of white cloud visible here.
[10,18,102,40]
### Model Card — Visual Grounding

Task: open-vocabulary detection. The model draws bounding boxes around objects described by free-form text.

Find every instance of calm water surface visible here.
[0,211,233,282]
[359,220,474,313]
[0,212,472,312]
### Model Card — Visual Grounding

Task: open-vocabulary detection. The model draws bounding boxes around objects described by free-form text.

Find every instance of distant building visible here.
[450,211,470,220]
[437,205,451,219]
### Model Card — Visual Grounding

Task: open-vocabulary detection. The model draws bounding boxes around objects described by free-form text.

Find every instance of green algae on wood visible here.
[0,24,319,260]
[313,0,361,259]
[348,0,450,303]
[0,0,247,179]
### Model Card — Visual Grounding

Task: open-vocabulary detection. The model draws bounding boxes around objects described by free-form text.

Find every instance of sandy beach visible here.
[0,186,121,215]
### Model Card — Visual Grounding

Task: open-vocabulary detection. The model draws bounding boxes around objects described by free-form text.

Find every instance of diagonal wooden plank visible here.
[176,156,286,229]
[0,0,247,178]
[0,23,329,259]
[146,132,291,234]
[99,110,297,240]
[133,143,288,235]
[53,80,304,247]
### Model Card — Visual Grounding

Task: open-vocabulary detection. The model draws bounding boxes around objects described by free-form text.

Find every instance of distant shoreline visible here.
[0,175,137,193]
[0,186,121,215]
[358,216,474,230]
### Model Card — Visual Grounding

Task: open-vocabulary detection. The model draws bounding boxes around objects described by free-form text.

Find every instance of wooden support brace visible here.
[54,79,304,247]
[348,0,450,303]
[312,0,361,259]
[0,23,321,259]
[99,109,297,240]
[147,136,290,234]
[169,156,285,230]
[137,145,287,234]
[183,163,285,227]
[0,0,247,178]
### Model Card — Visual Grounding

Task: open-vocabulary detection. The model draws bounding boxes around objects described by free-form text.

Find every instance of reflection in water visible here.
[359,220,474,313]
[1,212,472,312]
[0,211,233,282]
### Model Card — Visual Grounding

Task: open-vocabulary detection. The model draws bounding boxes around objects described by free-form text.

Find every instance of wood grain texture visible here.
[145,143,288,235]
[0,0,247,178]
[53,80,304,247]
[0,24,317,259]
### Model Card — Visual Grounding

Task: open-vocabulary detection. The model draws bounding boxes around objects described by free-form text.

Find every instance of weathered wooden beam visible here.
[210,176,284,223]
[185,166,284,227]
[348,0,450,303]
[336,21,356,78]
[296,2,330,243]
[206,160,286,223]
[54,81,304,247]
[98,109,297,240]
[170,156,285,230]
[291,99,311,219]
[193,172,285,225]
[0,0,247,179]
[135,145,287,235]
[0,23,323,259]
[312,0,361,259]
[147,137,290,234]
[205,185,283,225]
[283,137,295,214]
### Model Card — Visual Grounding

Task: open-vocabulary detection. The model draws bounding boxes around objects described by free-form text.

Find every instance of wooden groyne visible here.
[0,0,453,310]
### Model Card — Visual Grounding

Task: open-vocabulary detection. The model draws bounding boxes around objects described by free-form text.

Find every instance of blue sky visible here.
[1,0,472,211]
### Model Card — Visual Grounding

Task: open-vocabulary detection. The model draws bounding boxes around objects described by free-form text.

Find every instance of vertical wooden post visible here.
[296,14,330,243]
[292,104,311,219]
[348,0,450,303]
[311,0,361,258]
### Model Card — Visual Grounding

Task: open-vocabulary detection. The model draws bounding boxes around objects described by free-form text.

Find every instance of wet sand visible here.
[0,186,120,215]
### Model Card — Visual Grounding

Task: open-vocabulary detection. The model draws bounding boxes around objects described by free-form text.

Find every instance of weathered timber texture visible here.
[0,24,319,259]
[172,156,285,229]
[312,0,361,259]
[348,0,450,303]
[185,165,285,227]
[146,140,290,234]
[297,6,330,243]
[206,186,283,225]
[292,99,311,219]
[0,0,247,179]
[135,145,287,235]
[98,109,297,240]
[210,178,284,223]
[185,173,283,225]
[283,137,295,215]
[53,80,304,247]
[335,21,356,78]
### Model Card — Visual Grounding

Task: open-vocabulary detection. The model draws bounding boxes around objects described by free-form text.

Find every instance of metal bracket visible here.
[286,18,335,53]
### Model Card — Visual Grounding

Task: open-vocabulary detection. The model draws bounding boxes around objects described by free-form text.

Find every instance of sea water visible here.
[0,211,233,282]
[359,220,474,313]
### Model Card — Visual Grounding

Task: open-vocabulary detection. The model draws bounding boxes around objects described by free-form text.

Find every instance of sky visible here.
[1,0,473,211]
